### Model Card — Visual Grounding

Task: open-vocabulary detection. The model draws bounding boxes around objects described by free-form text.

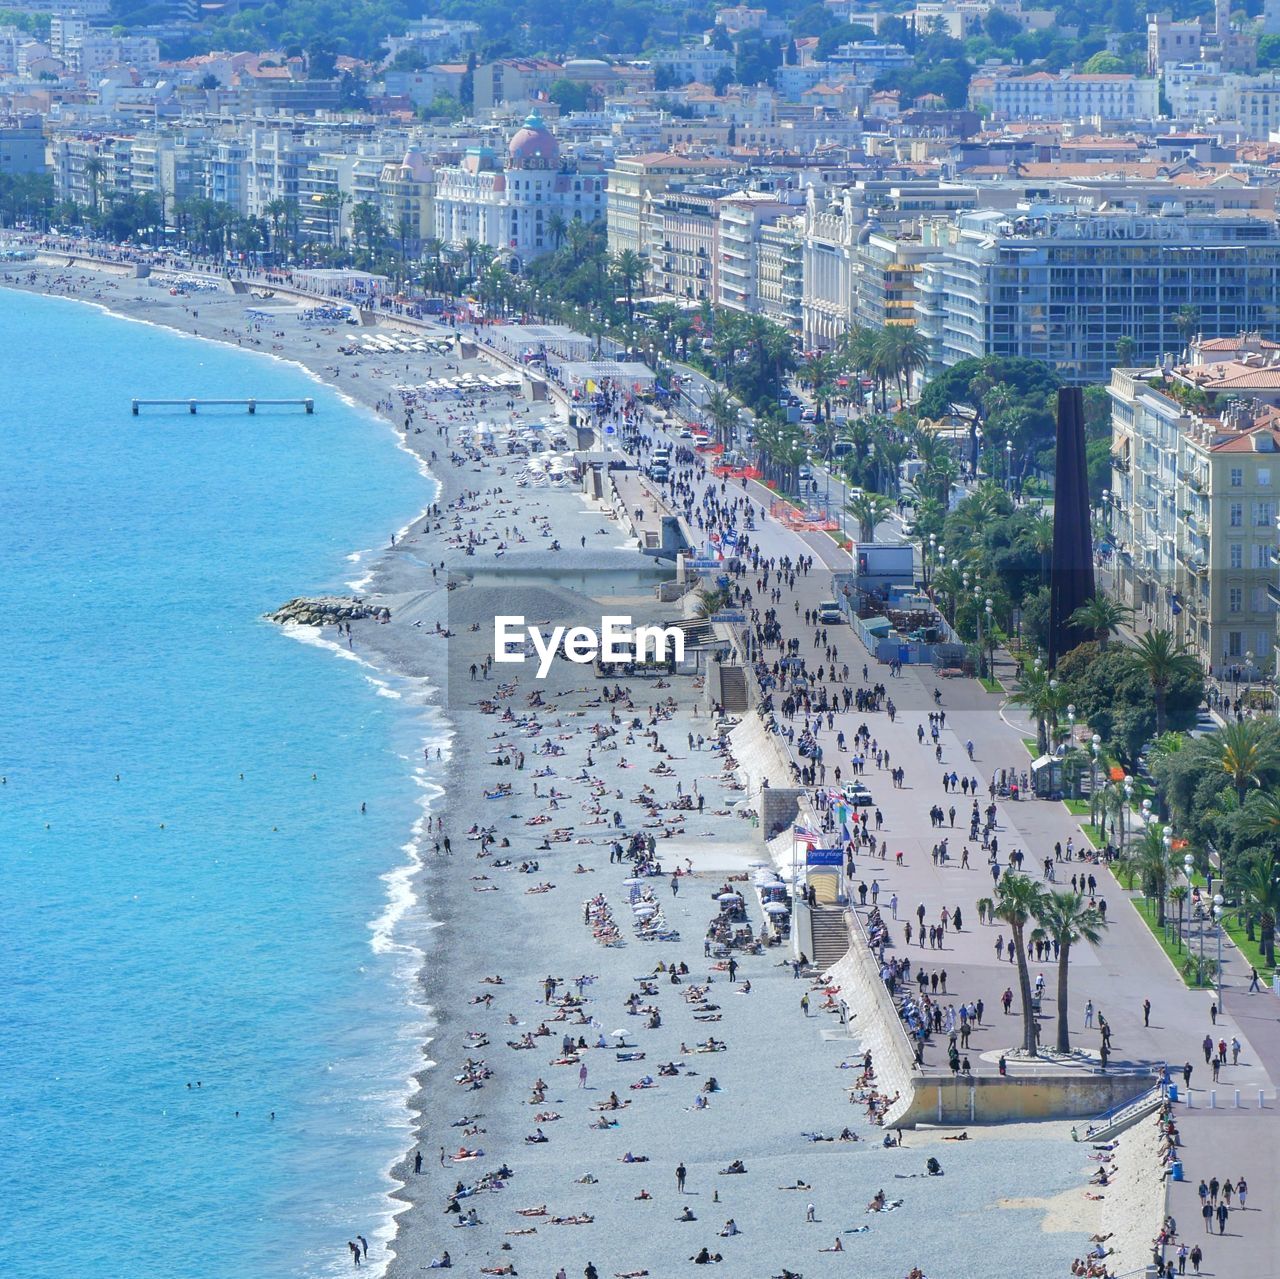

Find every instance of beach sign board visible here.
[806,848,843,866]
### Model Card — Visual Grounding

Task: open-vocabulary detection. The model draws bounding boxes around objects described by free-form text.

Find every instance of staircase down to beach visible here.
[810,905,851,968]
[718,665,749,713]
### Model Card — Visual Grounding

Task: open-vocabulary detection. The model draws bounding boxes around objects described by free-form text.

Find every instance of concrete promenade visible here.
[631,419,1278,1100]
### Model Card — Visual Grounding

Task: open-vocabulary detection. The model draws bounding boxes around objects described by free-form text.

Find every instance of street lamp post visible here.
[1090,733,1102,824]
[1182,852,1195,954]
[1214,893,1225,1000]
[1162,825,1173,933]
[1005,440,1014,492]
[985,598,995,681]
[1121,774,1133,851]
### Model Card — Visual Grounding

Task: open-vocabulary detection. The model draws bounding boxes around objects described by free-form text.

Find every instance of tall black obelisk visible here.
[1048,386,1096,668]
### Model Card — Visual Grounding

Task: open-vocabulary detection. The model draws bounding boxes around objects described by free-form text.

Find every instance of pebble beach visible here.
[0,255,1175,1279]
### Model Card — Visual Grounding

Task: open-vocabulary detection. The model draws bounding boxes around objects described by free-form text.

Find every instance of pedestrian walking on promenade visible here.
[1143,998,1151,1027]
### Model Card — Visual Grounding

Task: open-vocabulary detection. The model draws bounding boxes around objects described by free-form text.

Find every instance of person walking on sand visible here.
[1143,998,1151,1027]
[806,1203,816,1222]
[414,1150,422,1175]
[801,993,810,1017]
[676,1162,687,1192]
[579,1063,588,1088]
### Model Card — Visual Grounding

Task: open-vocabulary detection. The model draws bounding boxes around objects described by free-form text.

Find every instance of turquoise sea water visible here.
[0,290,439,1278]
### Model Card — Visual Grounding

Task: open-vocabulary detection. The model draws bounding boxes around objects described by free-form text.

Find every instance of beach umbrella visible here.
[764,902,790,915]
[716,892,741,902]
[622,878,644,885]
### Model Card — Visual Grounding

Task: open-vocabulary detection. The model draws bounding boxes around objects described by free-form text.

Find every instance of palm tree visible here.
[994,874,1049,1055]
[1173,304,1199,350]
[1009,667,1062,756]
[1242,790,1280,840]
[1125,630,1200,736]
[1024,512,1054,586]
[848,490,892,542]
[350,200,384,258]
[1115,334,1137,366]
[422,236,444,290]
[1238,859,1280,967]
[612,249,645,324]
[462,236,481,281]
[1036,891,1107,1053]
[264,198,290,260]
[547,211,567,250]
[705,388,738,448]
[692,587,724,618]
[1068,593,1132,651]
[1133,825,1171,926]
[1169,883,1189,953]
[84,155,107,215]
[884,325,929,402]
[1210,720,1280,808]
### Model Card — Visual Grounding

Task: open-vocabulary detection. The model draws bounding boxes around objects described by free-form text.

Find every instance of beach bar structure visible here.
[132,398,314,414]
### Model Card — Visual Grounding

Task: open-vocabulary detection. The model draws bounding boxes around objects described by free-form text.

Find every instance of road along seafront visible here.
[3,255,1178,1278]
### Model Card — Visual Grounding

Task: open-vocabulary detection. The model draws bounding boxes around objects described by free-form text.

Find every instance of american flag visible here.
[794,824,820,848]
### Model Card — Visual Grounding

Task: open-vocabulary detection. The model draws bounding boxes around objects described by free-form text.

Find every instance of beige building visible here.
[644,186,720,303]
[378,146,435,256]
[1109,336,1280,674]
[605,152,734,257]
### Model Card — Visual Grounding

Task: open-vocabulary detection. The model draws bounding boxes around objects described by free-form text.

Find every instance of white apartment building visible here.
[916,207,1280,383]
[756,215,804,332]
[434,113,605,267]
[715,191,799,313]
[976,71,1159,121]
[77,35,159,74]
[800,186,858,351]
[651,44,734,86]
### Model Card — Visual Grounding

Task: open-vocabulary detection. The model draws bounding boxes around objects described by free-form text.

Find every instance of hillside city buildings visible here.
[9,3,1280,675]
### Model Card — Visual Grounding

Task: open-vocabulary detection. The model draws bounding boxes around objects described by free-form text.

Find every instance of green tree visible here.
[1173,304,1199,349]
[1125,630,1201,737]
[1082,50,1125,73]
[1036,891,1107,1053]
[83,155,107,214]
[548,77,589,112]
[994,874,1049,1055]
[1067,593,1131,651]
[612,248,644,324]
[848,490,893,542]
[1212,720,1280,809]
[1115,334,1137,366]
[1238,858,1280,967]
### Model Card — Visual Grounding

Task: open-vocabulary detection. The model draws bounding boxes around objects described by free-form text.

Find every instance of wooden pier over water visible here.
[131,398,314,415]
